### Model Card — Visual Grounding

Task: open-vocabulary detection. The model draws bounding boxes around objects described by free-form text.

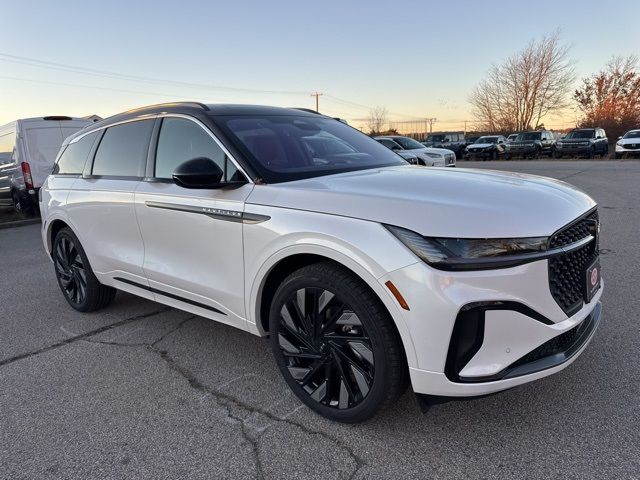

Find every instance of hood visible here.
[247,166,596,238]
[467,143,494,149]
[617,137,640,145]
[408,146,447,155]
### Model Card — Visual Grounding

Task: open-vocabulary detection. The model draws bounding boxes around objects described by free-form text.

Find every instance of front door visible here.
[134,116,253,329]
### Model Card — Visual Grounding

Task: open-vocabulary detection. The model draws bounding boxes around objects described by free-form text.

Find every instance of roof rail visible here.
[126,101,210,113]
[292,107,322,115]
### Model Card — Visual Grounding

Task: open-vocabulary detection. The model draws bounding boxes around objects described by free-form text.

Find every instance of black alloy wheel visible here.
[54,234,87,306]
[270,262,408,423]
[53,227,116,312]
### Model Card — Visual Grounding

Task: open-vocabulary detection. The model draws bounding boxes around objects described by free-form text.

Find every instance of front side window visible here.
[54,131,99,174]
[213,115,405,183]
[377,138,400,149]
[155,117,238,180]
[92,120,153,177]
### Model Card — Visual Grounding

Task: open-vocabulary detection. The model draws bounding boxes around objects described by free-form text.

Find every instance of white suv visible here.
[40,103,603,423]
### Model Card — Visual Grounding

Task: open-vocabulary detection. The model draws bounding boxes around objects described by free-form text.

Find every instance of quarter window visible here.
[54,131,99,174]
[155,117,237,180]
[92,120,153,177]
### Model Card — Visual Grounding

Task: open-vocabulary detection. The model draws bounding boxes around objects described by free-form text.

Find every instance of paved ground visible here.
[1,160,639,479]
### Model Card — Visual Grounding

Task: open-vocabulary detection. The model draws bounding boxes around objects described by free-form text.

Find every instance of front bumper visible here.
[507,145,538,156]
[556,144,591,155]
[465,149,496,159]
[379,258,603,397]
[615,145,640,157]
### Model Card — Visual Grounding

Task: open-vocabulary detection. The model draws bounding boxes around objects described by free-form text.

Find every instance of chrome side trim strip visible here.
[145,201,270,224]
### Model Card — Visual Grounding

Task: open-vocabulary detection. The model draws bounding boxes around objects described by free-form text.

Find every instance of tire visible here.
[490,149,497,160]
[533,147,541,159]
[269,262,408,423]
[52,227,116,312]
[587,146,595,159]
[553,150,562,159]
[12,190,34,217]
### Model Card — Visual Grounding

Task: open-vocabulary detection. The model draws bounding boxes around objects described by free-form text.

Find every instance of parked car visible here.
[505,130,556,159]
[422,132,466,158]
[375,138,421,164]
[554,128,608,158]
[374,135,455,167]
[506,133,519,142]
[615,129,640,159]
[0,116,93,214]
[374,135,456,167]
[41,102,603,423]
[464,135,507,160]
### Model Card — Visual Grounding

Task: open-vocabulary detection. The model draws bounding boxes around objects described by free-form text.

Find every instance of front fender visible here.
[242,206,420,368]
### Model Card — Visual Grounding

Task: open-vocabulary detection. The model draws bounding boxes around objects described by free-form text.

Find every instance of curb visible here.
[0,218,41,230]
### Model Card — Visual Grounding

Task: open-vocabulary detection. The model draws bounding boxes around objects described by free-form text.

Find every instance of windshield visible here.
[623,130,640,139]
[565,130,595,139]
[214,115,406,183]
[425,134,445,142]
[476,136,498,143]
[518,132,541,141]
[392,137,425,150]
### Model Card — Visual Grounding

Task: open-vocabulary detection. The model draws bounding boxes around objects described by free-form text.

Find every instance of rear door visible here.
[66,119,153,293]
[134,115,253,328]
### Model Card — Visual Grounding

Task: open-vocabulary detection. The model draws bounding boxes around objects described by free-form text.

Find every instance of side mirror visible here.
[172,157,225,189]
[617,136,622,140]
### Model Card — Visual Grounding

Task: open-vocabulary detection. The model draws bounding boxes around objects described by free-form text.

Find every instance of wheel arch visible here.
[249,245,418,368]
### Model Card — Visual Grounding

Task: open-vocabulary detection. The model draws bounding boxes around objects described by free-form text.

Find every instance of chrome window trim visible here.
[68,114,157,144]
[68,113,252,185]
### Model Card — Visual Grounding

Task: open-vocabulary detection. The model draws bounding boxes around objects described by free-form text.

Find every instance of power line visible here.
[0,75,225,101]
[0,53,309,96]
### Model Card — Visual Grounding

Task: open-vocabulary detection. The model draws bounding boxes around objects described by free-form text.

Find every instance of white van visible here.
[0,116,94,214]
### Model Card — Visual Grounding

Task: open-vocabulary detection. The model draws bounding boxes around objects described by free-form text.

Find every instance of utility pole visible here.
[426,117,437,133]
[310,92,323,112]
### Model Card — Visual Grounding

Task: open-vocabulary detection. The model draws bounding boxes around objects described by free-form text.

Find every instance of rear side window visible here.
[92,120,153,177]
[0,129,16,165]
[155,117,234,179]
[54,131,98,174]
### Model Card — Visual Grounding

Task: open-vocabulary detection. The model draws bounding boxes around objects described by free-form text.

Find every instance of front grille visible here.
[625,143,640,150]
[548,210,599,315]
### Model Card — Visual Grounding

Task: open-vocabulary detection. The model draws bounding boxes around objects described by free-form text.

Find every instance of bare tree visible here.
[367,106,388,135]
[470,31,575,132]
[574,55,640,139]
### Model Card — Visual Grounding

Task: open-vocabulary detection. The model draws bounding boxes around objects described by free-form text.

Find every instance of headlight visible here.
[616,142,623,147]
[385,225,549,270]
[424,152,442,158]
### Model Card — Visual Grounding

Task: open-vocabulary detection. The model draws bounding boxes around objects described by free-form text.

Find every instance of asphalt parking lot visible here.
[1,160,639,479]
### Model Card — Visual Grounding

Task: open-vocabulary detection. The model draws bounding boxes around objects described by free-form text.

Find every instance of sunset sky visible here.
[1,0,638,132]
